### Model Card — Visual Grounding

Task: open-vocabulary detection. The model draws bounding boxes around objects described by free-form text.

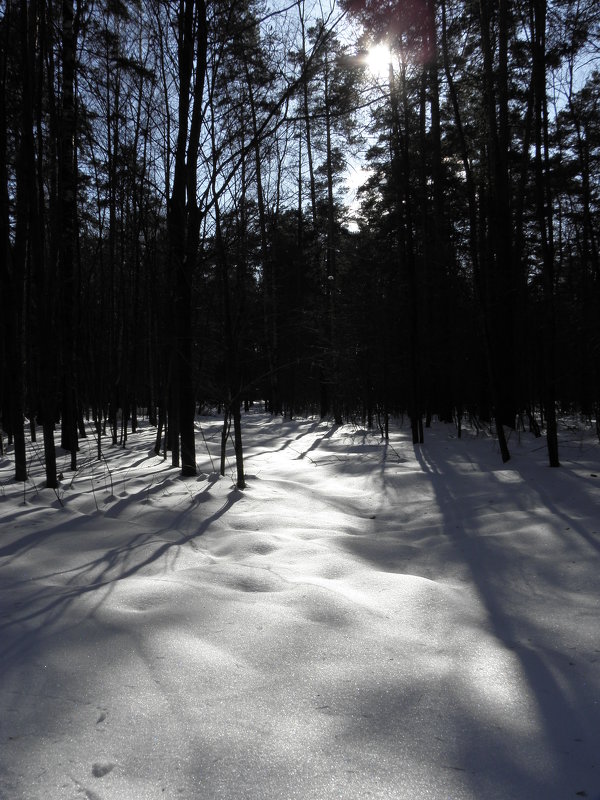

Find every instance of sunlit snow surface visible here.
[1,414,599,800]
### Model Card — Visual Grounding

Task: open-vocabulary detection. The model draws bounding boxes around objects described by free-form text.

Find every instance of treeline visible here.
[1,0,599,488]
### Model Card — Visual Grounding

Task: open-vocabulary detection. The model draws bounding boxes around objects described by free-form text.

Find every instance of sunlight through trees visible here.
[1,0,599,484]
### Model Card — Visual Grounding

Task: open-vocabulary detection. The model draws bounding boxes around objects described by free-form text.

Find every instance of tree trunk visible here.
[59,0,78,472]
[7,0,34,483]
[324,52,342,426]
[532,0,559,467]
[244,61,280,417]
[441,0,510,461]
[167,0,208,477]
[479,0,519,433]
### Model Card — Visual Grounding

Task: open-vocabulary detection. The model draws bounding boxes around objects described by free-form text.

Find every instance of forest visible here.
[1,0,599,488]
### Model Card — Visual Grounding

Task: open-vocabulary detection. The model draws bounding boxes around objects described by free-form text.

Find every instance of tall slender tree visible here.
[167,0,208,476]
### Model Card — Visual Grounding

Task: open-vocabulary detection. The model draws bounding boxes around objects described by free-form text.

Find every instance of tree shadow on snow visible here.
[410,444,600,800]
[0,485,242,667]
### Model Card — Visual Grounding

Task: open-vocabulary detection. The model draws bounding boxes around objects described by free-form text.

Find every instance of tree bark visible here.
[532,0,559,466]
[167,0,208,476]
[58,0,79,472]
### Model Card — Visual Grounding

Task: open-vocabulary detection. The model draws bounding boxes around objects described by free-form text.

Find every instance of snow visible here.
[1,414,599,800]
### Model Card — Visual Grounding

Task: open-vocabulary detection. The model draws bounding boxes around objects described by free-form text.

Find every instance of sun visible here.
[365,42,391,81]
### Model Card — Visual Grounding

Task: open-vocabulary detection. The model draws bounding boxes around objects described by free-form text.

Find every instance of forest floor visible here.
[1,412,599,800]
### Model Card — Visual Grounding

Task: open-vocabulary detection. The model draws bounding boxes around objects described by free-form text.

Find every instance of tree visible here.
[1,1,28,481]
[58,0,80,471]
[167,0,208,476]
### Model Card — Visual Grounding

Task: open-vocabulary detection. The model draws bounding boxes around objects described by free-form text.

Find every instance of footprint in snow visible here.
[92,762,115,778]
[82,789,102,800]
[70,775,103,800]
[95,708,108,725]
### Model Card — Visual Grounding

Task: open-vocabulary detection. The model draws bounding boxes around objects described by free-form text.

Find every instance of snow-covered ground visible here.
[1,413,599,800]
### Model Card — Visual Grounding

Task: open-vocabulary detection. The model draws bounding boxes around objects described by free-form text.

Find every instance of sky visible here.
[1,412,600,800]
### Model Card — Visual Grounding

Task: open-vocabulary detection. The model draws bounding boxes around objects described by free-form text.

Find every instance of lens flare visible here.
[365,43,391,80]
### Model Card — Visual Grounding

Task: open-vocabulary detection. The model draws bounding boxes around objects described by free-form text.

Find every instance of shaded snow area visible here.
[1,414,600,800]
